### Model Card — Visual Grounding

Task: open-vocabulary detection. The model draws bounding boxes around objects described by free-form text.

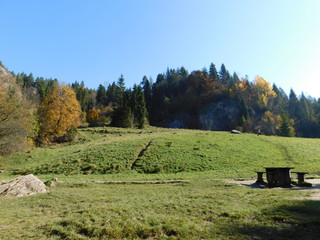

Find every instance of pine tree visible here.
[105,82,118,106]
[35,78,58,100]
[132,85,147,128]
[288,89,298,119]
[279,113,292,137]
[117,74,126,93]
[296,93,313,137]
[71,81,90,112]
[232,72,240,83]
[179,67,188,77]
[239,99,249,122]
[111,90,132,128]
[219,63,232,87]
[270,84,288,115]
[141,76,152,118]
[209,63,219,82]
[96,84,107,107]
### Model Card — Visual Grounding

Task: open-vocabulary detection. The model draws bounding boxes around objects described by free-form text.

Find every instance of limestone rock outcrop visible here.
[0,174,46,197]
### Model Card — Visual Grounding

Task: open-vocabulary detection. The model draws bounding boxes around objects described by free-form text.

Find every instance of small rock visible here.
[231,129,242,134]
[45,178,58,187]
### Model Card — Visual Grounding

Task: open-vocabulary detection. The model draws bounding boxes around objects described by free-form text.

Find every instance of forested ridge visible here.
[1,60,320,155]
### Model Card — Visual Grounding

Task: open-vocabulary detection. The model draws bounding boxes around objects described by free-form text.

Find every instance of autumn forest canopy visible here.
[1,60,320,156]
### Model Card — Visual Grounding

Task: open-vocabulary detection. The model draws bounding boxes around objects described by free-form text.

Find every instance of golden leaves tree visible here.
[86,109,99,126]
[38,85,81,142]
[252,76,277,109]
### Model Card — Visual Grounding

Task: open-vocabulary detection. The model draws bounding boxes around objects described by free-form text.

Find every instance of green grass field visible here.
[0,127,320,239]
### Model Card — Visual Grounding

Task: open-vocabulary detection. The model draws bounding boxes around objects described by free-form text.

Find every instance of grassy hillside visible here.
[1,178,320,240]
[1,127,320,178]
[1,127,320,239]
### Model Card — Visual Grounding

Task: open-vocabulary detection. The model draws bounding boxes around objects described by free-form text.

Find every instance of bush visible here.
[55,127,79,143]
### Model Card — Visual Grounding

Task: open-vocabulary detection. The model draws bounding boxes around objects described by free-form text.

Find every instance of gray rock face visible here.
[0,174,46,198]
[199,100,239,131]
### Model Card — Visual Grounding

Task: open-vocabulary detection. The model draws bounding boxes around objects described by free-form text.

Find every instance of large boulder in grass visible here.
[0,174,46,197]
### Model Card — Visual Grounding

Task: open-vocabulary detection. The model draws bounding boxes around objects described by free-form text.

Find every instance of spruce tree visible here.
[106,82,120,106]
[96,84,107,107]
[111,89,132,128]
[289,89,298,119]
[209,63,219,82]
[117,74,126,93]
[219,63,231,86]
[132,85,147,128]
[141,76,152,118]
[279,113,292,137]
[232,72,240,83]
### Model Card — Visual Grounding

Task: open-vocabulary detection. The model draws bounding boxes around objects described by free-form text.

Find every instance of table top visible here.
[264,167,294,170]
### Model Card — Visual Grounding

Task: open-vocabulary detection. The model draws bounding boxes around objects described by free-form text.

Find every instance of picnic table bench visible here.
[255,171,265,184]
[292,172,310,185]
[255,168,312,187]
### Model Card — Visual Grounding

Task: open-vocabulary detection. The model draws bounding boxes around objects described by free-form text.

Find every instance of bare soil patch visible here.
[225,178,320,200]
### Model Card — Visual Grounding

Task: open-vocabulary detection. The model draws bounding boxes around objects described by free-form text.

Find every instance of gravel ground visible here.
[225,178,320,200]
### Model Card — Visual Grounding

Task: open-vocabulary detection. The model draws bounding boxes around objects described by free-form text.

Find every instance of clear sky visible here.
[1,0,320,98]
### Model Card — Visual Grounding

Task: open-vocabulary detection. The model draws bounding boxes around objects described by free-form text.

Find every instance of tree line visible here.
[1,60,320,156]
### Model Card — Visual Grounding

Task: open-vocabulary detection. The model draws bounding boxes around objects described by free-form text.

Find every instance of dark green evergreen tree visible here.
[141,76,152,119]
[296,93,313,137]
[270,84,288,115]
[132,85,147,128]
[117,74,126,93]
[232,72,240,83]
[289,89,298,119]
[96,84,107,107]
[24,73,34,88]
[209,63,219,82]
[279,113,292,137]
[35,77,58,100]
[71,81,91,112]
[239,99,249,123]
[219,63,232,87]
[179,67,188,78]
[106,82,120,106]
[111,89,132,128]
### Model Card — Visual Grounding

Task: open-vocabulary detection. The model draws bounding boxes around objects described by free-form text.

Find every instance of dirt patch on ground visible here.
[225,178,320,200]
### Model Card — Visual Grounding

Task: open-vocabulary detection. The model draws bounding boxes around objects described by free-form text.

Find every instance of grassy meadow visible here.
[0,127,320,239]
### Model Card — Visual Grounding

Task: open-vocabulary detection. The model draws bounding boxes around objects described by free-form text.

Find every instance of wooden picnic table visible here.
[255,168,312,187]
[265,167,294,188]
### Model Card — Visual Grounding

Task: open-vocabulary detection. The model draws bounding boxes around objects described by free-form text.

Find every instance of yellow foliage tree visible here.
[252,76,277,108]
[38,85,81,142]
[233,78,251,100]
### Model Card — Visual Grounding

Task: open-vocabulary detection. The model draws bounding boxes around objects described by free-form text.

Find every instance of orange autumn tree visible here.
[86,109,99,126]
[38,84,81,142]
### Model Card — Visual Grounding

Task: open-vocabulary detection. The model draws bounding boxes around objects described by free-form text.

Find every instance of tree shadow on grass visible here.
[226,200,320,240]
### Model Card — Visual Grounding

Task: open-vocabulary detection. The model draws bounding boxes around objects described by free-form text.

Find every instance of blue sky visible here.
[1,0,320,98]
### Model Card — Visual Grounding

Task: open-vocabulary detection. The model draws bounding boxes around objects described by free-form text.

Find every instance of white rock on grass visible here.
[0,174,46,198]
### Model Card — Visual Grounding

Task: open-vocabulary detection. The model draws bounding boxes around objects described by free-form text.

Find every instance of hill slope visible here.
[1,127,320,178]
